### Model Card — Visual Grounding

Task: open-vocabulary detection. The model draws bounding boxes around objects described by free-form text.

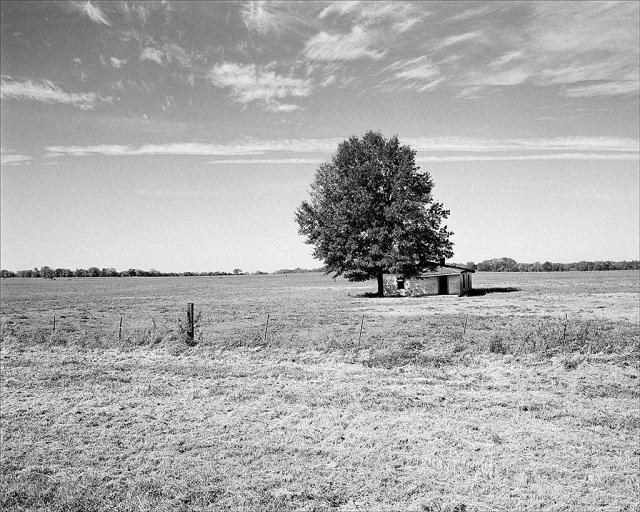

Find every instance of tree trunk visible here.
[376,271,384,297]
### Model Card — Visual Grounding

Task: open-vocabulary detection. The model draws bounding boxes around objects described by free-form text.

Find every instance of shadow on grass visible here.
[469,286,521,296]
[359,286,520,298]
[358,286,520,299]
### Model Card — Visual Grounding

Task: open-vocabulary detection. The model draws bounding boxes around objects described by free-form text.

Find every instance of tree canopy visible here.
[295,131,453,296]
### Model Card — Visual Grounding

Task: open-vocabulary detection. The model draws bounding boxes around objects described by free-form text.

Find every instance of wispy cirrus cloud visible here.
[443,5,496,23]
[319,1,424,26]
[307,2,637,100]
[454,2,639,97]
[1,78,109,110]
[377,56,443,93]
[435,31,481,50]
[45,139,339,158]
[404,136,639,153]
[208,62,311,112]
[306,2,429,63]
[416,153,638,162]
[140,47,165,66]
[1,154,32,166]
[46,143,263,158]
[489,51,523,69]
[139,42,195,69]
[109,57,127,68]
[239,1,324,37]
[392,58,440,81]
[529,2,637,55]
[1,148,32,167]
[44,136,639,160]
[303,25,385,61]
[561,81,639,98]
[206,158,323,165]
[392,17,422,33]
[356,1,430,29]
[68,1,111,26]
[463,67,531,88]
[241,1,281,34]
[318,1,360,19]
[203,153,637,166]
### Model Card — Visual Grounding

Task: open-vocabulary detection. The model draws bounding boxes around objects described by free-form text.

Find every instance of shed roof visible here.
[411,273,464,279]
[424,261,475,273]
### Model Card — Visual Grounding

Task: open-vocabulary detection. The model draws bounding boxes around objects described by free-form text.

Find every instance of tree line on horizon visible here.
[463,257,639,272]
[0,266,326,278]
[0,259,637,279]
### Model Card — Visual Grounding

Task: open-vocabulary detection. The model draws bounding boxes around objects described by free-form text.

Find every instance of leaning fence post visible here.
[463,313,469,335]
[264,313,270,344]
[118,316,123,341]
[358,314,365,346]
[187,303,194,342]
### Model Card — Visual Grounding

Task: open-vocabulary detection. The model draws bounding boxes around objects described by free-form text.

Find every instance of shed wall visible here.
[408,276,439,295]
[446,275,460,295]
[383,272,472,296]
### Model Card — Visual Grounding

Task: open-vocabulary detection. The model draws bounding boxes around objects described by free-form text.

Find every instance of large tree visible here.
[295,131,453,296]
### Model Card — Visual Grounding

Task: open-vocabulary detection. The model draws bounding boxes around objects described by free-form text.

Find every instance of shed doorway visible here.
[437,276,449,295]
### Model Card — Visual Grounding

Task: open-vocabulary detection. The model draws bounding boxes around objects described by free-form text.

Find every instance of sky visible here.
[1,1,638,273]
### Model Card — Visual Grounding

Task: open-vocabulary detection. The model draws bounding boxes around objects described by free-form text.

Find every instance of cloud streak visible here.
[45,137,639,159]
[303,26,385,61]
[45,139,339,157]
[205,158,323,165]
[1,149,32,166]
[140,47,165,66]
[416,153,639,163]
[1,78,108,110]
[435,31,481,49]
[404,136,640,153]
[241,1,281,34]
[377,57,443,92]
[318,1,361,19]
[456,2,639,97]
[69,1,111,26]
[208,62,312,112]
[110,57,127,68]
[561,81,640,98]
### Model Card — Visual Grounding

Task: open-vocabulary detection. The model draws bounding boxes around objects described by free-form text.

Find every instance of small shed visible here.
[383,259,475,297]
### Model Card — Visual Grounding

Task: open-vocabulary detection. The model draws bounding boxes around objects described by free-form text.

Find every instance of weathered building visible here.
[383,259,474,297]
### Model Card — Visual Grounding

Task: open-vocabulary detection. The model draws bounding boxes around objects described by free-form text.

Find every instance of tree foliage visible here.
[295,131,453,295]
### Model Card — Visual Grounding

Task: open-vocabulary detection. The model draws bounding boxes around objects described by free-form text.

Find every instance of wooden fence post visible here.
[52,314,56,334]
[118,316,123,341]
[358,314,365,346]
[264,313,270,343]
[187,303,194,342]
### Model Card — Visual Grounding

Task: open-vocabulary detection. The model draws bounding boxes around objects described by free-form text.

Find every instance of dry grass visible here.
[2,347,638,511]
[1,271,639,510]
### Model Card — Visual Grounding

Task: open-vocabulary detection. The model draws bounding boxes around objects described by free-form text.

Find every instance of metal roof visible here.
[424,261,475,273]
[413,273,465,278]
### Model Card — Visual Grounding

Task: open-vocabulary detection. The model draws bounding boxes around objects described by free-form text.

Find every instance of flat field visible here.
[1,271,639,511]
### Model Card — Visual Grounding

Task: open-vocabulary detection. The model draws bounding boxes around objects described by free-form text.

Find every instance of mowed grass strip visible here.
[1,346,638,511]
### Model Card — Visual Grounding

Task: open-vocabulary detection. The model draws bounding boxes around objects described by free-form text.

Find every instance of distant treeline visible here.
[0,266,325,278]
[460,258,640,272]
[273,267,325,274]
[1,260,638,278]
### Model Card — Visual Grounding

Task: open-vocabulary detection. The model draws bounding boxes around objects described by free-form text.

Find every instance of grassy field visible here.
[1,271,639,511]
